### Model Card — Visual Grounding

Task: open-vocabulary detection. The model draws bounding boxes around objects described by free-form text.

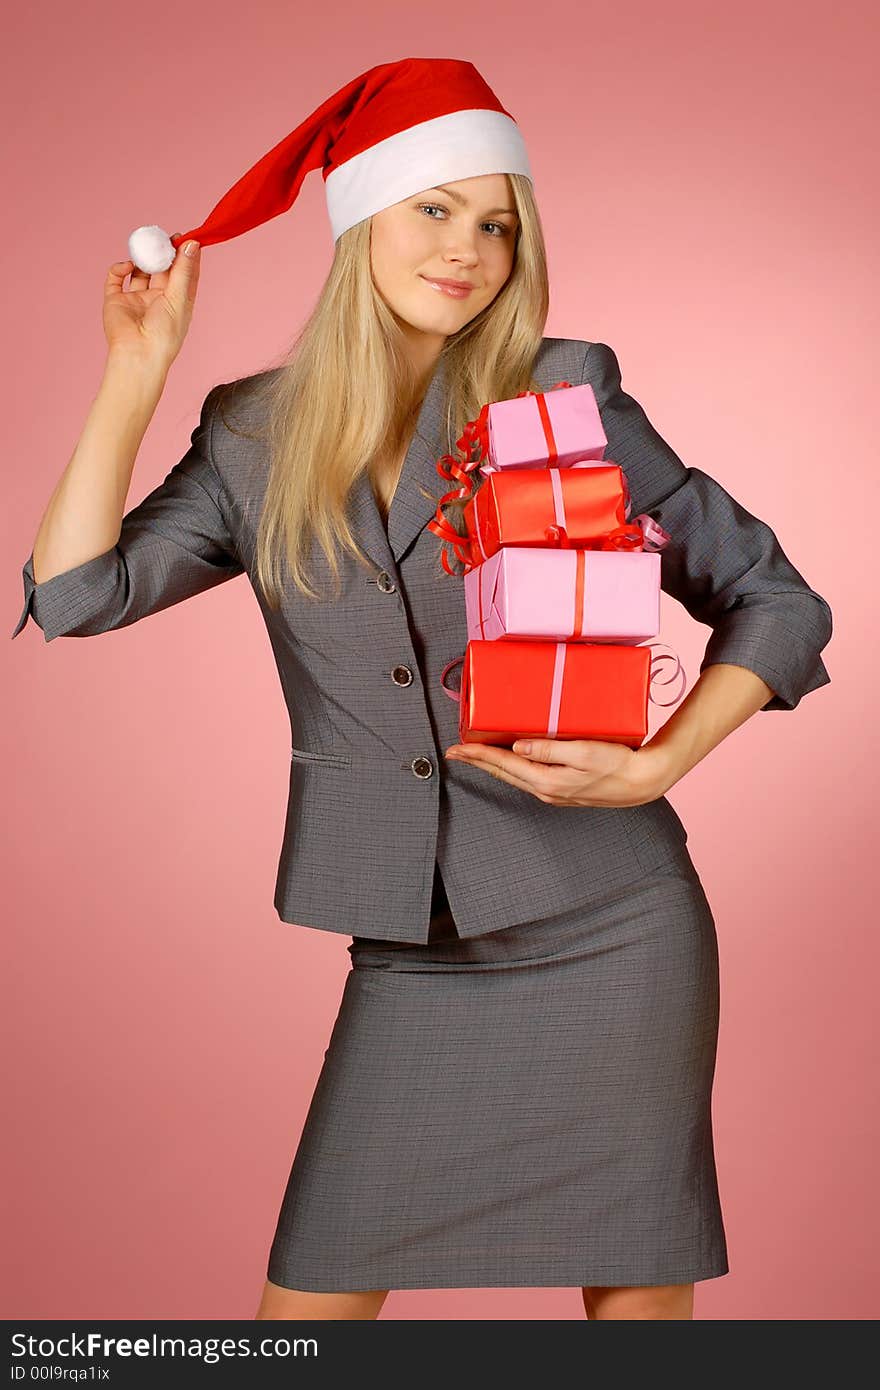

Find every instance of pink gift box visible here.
[464,546,662,643]
[480,383,608,473]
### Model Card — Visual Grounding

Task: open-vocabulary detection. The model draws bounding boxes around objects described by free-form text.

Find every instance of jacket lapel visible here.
[346,353,451,572]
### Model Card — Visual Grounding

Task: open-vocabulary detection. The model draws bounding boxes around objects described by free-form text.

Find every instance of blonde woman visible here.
[14,59,833,1321]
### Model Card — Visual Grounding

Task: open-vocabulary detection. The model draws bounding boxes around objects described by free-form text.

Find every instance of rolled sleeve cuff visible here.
[699,596,833,711]
[11,549,121,643]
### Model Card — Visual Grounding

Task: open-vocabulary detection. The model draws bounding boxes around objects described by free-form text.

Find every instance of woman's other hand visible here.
[443,737,675,807]
[102,233,201,373]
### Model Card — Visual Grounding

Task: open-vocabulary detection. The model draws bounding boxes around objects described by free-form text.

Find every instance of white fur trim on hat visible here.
[324,108,532,242]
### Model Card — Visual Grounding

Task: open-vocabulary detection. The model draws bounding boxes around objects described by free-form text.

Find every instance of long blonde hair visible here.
[215,171,550,605]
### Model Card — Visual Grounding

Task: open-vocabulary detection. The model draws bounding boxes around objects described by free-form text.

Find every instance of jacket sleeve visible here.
[11,384,246,643]
[583,340,833,711]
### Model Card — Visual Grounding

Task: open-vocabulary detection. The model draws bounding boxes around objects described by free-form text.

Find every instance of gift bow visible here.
[428,380,633,576]
[541,509,669,552]
[444,510,666,576]
[439,641,688,732]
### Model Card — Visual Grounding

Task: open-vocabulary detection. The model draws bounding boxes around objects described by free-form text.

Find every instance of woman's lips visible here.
[420,275,474,299]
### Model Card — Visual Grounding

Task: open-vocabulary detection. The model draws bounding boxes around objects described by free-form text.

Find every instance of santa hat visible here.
[128,56,533,274]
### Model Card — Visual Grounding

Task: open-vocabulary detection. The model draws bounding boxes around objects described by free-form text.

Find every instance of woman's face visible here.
[369,173,519,359]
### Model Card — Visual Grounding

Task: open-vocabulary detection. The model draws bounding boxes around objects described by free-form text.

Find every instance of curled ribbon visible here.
[645,640,688,707]
[451,509,671,577]
[440,653,466,701]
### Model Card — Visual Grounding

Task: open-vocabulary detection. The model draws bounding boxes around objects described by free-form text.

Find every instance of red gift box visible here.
[461,466,641,569]
[457,638,654,748]
[440,640,687,747]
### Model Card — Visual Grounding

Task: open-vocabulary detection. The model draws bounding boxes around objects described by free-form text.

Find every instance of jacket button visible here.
[410,756,434,779]
[376,571,396,593]
[392,664,413,686]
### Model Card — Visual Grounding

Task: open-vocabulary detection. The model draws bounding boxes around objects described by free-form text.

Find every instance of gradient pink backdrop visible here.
[4,0,874,1322]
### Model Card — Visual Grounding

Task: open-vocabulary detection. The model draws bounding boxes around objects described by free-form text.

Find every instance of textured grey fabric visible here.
[12,337,833,943]
[266,850,728,1291]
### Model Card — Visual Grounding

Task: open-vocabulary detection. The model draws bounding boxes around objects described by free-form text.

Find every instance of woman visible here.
[14,59,833,1320]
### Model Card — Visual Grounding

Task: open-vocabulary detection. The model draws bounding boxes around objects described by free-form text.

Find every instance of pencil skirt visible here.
[266,846,729,1292]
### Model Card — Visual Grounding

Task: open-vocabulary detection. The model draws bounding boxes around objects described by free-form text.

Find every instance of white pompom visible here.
[128,225,175,274]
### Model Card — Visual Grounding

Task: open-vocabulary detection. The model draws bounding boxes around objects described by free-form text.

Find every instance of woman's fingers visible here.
[127,263,152,291]
[105,260,134,298]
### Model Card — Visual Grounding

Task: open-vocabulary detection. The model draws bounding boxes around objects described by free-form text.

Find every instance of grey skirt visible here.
[266,847,729,1292]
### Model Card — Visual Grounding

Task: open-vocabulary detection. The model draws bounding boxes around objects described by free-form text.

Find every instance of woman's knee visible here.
[256,1278,389,1320]
[581,1283,694,1320]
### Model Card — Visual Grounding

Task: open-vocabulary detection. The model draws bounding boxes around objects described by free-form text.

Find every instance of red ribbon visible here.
[535,389,560,465]
[448,515,657,577]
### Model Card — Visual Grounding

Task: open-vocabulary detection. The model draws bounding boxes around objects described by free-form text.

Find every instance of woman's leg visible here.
[581,1283,694,1320]
[255,1278,389,1320]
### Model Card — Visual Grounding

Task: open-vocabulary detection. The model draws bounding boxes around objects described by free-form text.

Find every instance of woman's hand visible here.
[444,736,676,807]
[102,233,201,373]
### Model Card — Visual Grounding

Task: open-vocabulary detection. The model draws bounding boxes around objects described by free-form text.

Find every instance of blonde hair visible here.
[215,171,550,605]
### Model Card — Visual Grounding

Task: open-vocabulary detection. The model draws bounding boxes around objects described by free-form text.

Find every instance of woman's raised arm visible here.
[28,240,202,585]
[12,240,246,643]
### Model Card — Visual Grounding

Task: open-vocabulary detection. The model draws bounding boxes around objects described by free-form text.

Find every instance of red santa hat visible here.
[128,56,533,274]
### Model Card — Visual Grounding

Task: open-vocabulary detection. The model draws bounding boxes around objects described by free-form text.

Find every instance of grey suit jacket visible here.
[12,337,833,943]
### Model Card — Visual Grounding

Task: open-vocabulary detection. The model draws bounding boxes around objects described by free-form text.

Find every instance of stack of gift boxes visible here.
[429,381,685,749]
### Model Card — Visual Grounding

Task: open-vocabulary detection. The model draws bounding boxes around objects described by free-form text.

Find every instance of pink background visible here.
[3,0,874,1321]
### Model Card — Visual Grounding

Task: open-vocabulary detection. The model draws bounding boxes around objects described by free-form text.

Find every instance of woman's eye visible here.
[417,204,510,237]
